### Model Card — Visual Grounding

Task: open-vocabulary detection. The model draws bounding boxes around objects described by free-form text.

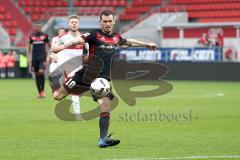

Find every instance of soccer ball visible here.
[90,78,111,98]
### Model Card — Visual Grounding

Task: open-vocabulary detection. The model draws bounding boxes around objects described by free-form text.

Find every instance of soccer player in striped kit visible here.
[49,15,88,116]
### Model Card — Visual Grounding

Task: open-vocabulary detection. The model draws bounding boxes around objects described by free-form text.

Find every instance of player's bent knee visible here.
[39,70,45,74]
[98,97,111,112]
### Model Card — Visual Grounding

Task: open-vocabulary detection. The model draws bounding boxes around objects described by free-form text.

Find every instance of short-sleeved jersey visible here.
[58,32,85,56]
[29,31,49,60]
[81,29,124,80]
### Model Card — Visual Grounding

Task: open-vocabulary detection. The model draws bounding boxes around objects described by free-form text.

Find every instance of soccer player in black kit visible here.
[51,11,157,148]
[27,23,50,98]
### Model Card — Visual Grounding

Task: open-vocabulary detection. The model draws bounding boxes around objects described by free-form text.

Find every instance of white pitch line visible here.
[106,155,240,160]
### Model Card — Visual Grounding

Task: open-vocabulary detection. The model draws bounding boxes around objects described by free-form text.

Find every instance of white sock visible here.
[71,95,80,115]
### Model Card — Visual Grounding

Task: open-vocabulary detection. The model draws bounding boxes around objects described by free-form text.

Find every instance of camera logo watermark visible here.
[49,55,173,121]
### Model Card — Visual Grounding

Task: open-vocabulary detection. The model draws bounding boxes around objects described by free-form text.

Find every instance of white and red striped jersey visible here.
[50,32,88,75]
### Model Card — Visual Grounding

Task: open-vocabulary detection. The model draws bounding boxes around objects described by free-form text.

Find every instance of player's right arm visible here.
[51,36,86,53]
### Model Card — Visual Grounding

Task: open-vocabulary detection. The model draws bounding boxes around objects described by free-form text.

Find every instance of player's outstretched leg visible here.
[98,97,120,148]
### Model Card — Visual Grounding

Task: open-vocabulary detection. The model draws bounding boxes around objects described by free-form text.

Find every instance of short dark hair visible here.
[100,10,114,20]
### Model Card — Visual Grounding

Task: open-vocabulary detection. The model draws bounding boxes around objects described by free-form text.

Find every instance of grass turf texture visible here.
[0,79,239,160]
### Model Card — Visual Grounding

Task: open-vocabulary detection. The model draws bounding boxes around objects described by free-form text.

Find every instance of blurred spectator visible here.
[225,48,238,61]
[0,51,7,78]
[198,33,212,47]
[225,48,233,60]
[19,52,29,78]
[5,50,16,78]
[215,33,224,47]
[215,33,224,57]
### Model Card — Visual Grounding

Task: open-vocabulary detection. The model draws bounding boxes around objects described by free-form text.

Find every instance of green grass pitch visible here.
[0,79,239,160]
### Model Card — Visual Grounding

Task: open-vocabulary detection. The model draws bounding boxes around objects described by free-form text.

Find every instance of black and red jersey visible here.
[29,31,49,60]
[82,29,125,80]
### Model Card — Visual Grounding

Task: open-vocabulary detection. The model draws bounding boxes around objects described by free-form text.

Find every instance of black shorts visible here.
[32,59,45,72]
[64,67,114,101]
[49,66,114,101]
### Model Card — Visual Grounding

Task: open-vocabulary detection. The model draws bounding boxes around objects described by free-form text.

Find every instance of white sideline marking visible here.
[106,155,240,160]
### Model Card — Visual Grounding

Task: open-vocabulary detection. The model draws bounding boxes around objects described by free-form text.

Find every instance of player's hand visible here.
[51,45,65,53]
[146,43,158,50]
[50,54,58,63]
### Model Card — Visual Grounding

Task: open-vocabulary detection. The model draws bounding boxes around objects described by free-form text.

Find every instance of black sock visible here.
[99,112,110,139]
[39,75,45,91]
[35,75,41,93]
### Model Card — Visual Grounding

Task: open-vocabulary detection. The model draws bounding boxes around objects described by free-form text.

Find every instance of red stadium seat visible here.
[31,7,40,13]
[118,0,127,6]
[0,6,5,13]
[119,14,140,20]
[4,13,11,20]
[58,1,68,7]
[18,0,26,7]
[9,28,17,35]
[32,1,40,6]
[125,7,151,13]
[11,20,17,27]
[77,1,87,7]
[40,1,47,7]
[25,0,32,6]
[47,1,56,7]
[38,7,45,13]
[102,0,111,7]
[24,7,31,14]
[0,14,4,20]
[3,21,11,28]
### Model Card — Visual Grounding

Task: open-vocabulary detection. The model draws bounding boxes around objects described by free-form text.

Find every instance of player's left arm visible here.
[126,39,158,50]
